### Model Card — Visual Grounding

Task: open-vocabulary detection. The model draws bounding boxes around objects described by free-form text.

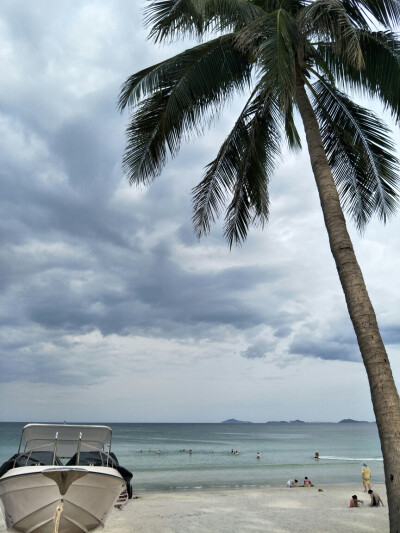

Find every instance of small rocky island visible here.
[220,419,253,424]
[338,419,369,423]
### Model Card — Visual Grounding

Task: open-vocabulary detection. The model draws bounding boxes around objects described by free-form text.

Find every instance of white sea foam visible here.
[320,456,383,462]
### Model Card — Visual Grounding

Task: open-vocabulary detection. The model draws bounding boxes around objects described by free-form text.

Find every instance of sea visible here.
[0,422,384,493]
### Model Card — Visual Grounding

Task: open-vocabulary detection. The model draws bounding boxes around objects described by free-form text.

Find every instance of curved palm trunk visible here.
[295,78,400,532]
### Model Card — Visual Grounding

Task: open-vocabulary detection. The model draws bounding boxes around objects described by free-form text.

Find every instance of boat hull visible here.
[0,466,126,532]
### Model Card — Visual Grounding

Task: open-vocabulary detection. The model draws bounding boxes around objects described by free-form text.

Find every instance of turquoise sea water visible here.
[0,422,384,493]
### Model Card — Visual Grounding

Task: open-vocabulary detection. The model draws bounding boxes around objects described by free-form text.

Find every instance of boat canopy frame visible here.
[18,424,114,459]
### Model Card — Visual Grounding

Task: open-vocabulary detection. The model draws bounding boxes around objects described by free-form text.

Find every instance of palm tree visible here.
[118,0,400,528]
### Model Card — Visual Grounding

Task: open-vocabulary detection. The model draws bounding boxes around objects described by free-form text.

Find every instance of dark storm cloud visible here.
[18,232,286,337]
[0,58,296,343]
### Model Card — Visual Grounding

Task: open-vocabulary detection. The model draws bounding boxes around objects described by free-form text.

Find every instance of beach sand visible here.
[0,484,388,532]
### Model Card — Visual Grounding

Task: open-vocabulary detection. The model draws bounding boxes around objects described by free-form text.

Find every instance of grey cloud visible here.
[290,336,360,362]
[4,221,285,338]
[0,342,109,386]
[241,340,271,359]
[273,326,293,338]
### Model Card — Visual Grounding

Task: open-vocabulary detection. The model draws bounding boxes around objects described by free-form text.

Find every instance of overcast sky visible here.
[0,0,399,424]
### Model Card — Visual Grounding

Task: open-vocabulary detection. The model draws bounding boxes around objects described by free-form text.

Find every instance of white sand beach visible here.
[0,483,388,532]
[109,484,388,532]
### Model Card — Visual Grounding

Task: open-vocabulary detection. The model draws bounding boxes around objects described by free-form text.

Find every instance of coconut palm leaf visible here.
[121,35,252,184]
[192,84,282,245]
[311,79,400,228]
[342,0,400,28]
[299,0,364,68]
[144,0,263,43]
[358,31,400,120]
[236,9,298,110]
[319,30,400,122]
[337,31,400,123]
[260,8,298,109]
[284,102,301,150]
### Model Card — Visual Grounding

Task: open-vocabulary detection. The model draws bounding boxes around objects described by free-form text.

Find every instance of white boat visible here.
[0,423,133,532]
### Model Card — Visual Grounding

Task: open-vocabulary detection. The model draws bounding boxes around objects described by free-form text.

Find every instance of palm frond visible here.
[341,0,400,28]
[322,31,400,123]
[144,0,263,43]
[118,61,171,111]
[236,9,298,110]
[252,0,304,11]
[284,102,301,150]
[192,83,282,246]
[123,92,169,185]
[310,79,400,229]
[121,35,253,185]
[335,0,371,28]
[319,31,400,123]
[299,0,364,69]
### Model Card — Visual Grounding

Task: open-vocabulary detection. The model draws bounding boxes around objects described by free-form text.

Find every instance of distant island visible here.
[338,419,370,424]
[220,419,253,424]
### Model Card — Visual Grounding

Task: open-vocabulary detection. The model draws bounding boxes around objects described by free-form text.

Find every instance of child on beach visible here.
[349,495,364,507]
[303,477,313,486]
[286,479,298,487]
[368,489,384,507]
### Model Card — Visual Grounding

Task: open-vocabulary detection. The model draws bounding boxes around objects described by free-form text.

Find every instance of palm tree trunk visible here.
[295,77,400,532]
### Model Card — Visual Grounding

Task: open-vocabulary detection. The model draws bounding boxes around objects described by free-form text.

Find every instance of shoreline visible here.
[130,478,385,494]
[0,483,388,532]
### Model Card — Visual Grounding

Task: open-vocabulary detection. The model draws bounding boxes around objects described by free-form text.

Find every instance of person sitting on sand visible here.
[368,489,384,507]
[286,479,298,487]
[303,477,313,487]
[361,463,371,492]
[349,495,364,507]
